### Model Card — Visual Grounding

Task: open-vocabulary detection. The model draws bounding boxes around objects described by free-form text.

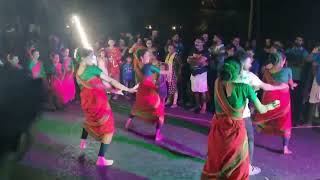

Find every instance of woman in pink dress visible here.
[28,49,46,79]
[61,48,76,104]
[49,53,65,107]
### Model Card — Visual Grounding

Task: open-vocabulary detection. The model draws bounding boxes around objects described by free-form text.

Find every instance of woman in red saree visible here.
[202,59,280,180]
[254,52,297,154]
[61,48,76,104]
[75,48,136,166]
[106,39,122,100]
[125,48,167,141]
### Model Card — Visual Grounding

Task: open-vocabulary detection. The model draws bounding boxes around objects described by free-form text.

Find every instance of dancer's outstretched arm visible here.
[100,73,136,93]
[247,83,280,114]
[253,98,280,114]
[259,82,288,91]
[247,71,289,91]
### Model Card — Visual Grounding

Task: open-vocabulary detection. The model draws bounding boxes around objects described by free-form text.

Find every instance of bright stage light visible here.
[146,25,152,30]
[172,26,177,30]
[72,15,93,50]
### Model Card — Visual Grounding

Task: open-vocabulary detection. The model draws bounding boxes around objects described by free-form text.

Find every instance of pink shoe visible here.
[125,118,132,129]
[96,156,114,166]
[283,147,293,155]
[155,132,164,141]
[80,139,86,150]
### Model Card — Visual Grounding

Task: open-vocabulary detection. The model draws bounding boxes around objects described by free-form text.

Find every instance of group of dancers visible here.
[27,48,76,109]
[75,47,167,166]
[56,44,295,179]
[202,51,295,179]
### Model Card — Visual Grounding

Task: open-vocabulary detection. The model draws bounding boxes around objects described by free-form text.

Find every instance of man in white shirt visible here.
[233,51,288,176]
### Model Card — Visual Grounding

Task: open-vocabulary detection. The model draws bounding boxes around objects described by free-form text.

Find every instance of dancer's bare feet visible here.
[96,156,114,166]
[170,104,178,108]
[80,139,87,150]
[125,118,132,129]
[283,146,292,155]
[200,104,206,114]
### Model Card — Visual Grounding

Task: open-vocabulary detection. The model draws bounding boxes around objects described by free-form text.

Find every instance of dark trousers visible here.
[178,64,192,106]
[291,80,312,125]
[123,80,134,95]
[207,68,217,112]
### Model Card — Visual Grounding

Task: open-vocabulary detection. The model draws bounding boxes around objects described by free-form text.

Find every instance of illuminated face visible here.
[160,64,166,71]
[146,40,152,48]
[194,39,204,49]
[52,54,60,64]
[63,49,70,57]
[84,53,97,66]
[265,39,271,47]
[141,51,152,64]
[152,30,158,37]
[168,45,175,54]
[119,39,126,46]
[108,40,115,47]
[137,38,143,45]
[126,57,132,63]
[227,48,234,56]
[32,51,40,60]
[295,37,303,46]
[10,56,19,65]
[243,57,253,71]
[202,34,209,41]
[232,38,240,47]
[100,50,106,58]
[126,33,133,38]
[172,34,179,41]
[247,50,254,58]
[213,35,220,43]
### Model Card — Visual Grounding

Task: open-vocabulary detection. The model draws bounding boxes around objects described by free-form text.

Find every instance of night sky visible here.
[1,0,320,42]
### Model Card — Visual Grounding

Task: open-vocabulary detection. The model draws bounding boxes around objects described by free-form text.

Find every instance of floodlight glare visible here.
[72,15,93,50]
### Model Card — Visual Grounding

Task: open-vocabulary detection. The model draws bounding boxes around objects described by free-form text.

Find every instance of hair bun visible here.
[220,59,241,81]
[74,48,93,64]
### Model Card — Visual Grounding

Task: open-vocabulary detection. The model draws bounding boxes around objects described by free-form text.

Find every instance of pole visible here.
[248,0,254,40]
[256,0,261,48]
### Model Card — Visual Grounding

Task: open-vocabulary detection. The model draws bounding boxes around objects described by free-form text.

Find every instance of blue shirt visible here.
[271,67,293,83]
[286,47,308,80]
[121,63,134,81]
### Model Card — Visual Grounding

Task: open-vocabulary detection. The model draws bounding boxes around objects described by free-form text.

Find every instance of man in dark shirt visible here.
[286,36,311,125]
[187,37,209,114]
[208,34,226,112]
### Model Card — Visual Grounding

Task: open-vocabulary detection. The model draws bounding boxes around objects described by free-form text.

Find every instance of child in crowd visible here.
[121,55,135,99]
[158,63,168,104]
